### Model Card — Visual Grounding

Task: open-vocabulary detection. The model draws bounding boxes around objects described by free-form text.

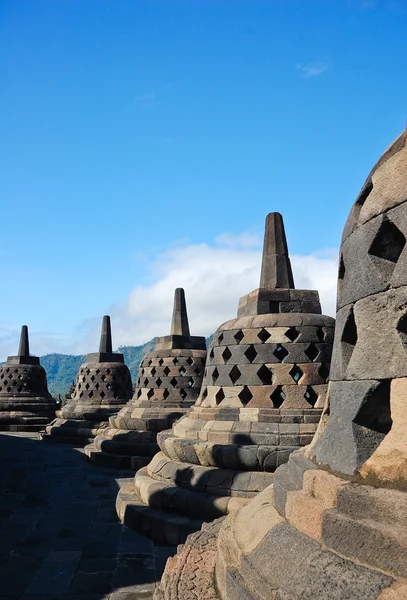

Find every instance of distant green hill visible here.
[41,339,156,398]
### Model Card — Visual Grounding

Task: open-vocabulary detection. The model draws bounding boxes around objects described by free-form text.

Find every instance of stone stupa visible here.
[41,315,132,443]
[84,288,207,469]
[0,326,55,431]
[116,213,335,545]
[157,131,407,600]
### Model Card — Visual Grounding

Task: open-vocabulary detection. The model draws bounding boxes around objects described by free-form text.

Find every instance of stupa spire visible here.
[170,288,190,336]
[99,315,113,353]
[18,325,30,357]
[260,212,295,289]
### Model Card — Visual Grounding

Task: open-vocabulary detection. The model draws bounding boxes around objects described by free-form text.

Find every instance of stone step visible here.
[84,443,152,470]
[116,481,205,545]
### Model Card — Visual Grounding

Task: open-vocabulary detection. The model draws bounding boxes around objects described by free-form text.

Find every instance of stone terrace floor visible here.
[0,433,175,600]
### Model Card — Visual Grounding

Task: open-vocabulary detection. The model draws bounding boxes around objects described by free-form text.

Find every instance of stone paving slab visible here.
[0,433,175,600]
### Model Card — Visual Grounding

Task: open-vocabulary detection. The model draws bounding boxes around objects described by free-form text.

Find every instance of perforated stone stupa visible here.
[157,131,407,600]
[41,315,132,443]
[0,326,55,431]
[84,288,207,469]
[116,213,335,545]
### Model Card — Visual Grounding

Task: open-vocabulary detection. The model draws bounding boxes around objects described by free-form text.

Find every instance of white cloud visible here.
[0,235,339,361]
[296,59,331,79]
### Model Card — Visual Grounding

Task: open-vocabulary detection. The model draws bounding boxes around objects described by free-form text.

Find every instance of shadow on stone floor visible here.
[0,433,175,600]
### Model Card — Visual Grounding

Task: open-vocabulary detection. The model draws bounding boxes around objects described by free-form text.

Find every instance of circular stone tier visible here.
[116,309,334,545]
[85,346,207,469]
[0,362,55,431]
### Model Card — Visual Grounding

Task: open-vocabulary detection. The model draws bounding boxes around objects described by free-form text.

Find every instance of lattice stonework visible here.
[197,317,334,410]
[73,363,133,403]
[133,349,207,407]
[0,364,50,397]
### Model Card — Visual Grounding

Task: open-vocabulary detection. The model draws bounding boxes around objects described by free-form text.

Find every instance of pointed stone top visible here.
[170,288,191,336]
[99,315,113,353]
[6,325,39,365]
[18,325,30,357]
[260,212,295,290]
[86,315,124,364]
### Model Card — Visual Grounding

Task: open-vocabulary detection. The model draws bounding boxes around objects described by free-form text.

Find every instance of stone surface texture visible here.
[84,289,206,470]
[0,326,56,431]
[120,213,334,546]
[156,131,407,599]
[41,316,132,444]
[0,432,174,599]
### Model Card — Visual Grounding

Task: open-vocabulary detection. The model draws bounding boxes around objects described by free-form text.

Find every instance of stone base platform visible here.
[0,397,56,432]
[115,450,273,545]
[82,408,189,469]
[157,451,407,599]
[39,418,108,445]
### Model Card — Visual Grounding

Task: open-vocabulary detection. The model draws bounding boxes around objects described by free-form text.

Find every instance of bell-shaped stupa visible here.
[0,326,55,431]
[84,288,207,468]
[116,213,335,545]
[157,131,407,600]
[41,316,132,443]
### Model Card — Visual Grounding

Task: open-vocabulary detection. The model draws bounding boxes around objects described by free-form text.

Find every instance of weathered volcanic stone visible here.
[40,315,132,444]
[118,213,334,546]
[0,326,56,431]
[84,288,207,469]
[156,130,407,600]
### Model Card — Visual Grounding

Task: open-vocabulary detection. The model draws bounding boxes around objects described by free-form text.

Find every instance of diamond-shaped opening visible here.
[305,344,319,362]
[170,377,178,387]
[17,386,23,393]
[271,386,286,408]
[238,385,253,405]
[96,368,100,375]
[80,368,83,374]
[186,357,193,366]
[106,369,111,374]
[289,365,303,383]
[316,327,325,342]
[257,328,271,343]
[338,254,345,280]
[257,365,273,385]
[18,374,24,380]
[156,377,163,387]
[89,390,94,398]
[95,382,100,390]
[78,383,82,390]
[12,380,17,386]
[90,375,95,382]
[106,384,111,391]
[212,367,219,383]
[209,348,215,359]
[353,379,392,434]
[151,367,157,376]
[285,327,300,342]
[244,345,258,363]
[14,368,18,373]
[163,389,170,399]
[318,363,330,382]
[222,347,232,363]
[100,390,105,398]
[229,365,241,384]
[180,388,187,399]
[218,333,224,344]
[147,359,152,366]
[79,391,84,398]
[215,388,225,405]
[144,378,149,386]
[173,357,179,365]
[273,344,288,362]
[6,386,11,392]
[178,366,186,376]
[82,376,86,383]
[187,377,194,387]
[304,386,318,407]
[234,330,244,344]
[368,218,406,264]
[159,359,164,366]
[85,383,90,390]
[86,369,90,375]
[195,367,201,375]
[342,309,357,349]
[137,389,142,398]
[147,389,154,399]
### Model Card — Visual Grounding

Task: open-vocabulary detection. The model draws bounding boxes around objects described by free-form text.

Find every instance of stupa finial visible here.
[18,325,30,357]
[260,212,295,289]
[170,288,190,336]
[99,316,113,353]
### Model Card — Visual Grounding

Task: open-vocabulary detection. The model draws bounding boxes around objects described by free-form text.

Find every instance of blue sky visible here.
[1,0,406,358]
